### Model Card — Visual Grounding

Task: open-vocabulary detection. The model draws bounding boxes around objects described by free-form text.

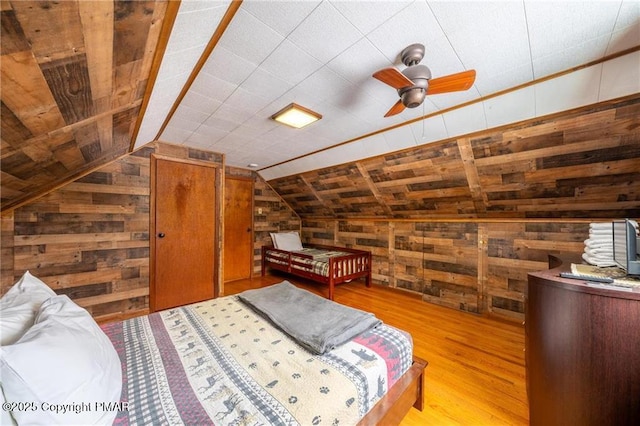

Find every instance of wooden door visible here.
[223,177,253,282]
[151,157,217,311]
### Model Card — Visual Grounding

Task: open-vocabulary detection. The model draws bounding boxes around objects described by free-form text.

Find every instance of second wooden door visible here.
[223,177,253,282]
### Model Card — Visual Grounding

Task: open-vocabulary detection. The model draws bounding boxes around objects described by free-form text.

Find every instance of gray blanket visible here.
[237,281,381,354]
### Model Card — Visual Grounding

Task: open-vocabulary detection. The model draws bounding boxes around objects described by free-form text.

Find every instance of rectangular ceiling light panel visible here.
[271,103,322,128]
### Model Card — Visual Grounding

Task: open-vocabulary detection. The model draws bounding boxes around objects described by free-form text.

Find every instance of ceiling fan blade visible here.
[426,70,476,95]
[373,67,414,90]
[384,100,406,117]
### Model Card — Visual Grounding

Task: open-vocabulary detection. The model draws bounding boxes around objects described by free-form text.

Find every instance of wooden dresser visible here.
[526,256,640,426]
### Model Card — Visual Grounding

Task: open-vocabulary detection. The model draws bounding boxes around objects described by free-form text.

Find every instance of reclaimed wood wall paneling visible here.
[2,142,223,322]
[0,0,169,212]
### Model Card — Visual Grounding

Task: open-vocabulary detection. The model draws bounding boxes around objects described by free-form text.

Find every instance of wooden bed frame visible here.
[261,243,426,423]
[359,356,428,425]
[261,244,372,300]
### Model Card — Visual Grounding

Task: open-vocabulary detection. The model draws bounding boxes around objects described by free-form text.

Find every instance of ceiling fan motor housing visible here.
[398,64,431,108]
[400,87,425,108]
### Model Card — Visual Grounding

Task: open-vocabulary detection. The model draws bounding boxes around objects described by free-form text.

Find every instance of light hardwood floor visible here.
[225,274,529,426]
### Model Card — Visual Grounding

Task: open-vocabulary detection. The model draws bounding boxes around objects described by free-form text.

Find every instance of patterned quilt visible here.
[266,248,350,277]
[102,294,413,426]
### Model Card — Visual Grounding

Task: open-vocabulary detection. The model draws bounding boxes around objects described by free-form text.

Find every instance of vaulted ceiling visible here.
[1,0,639,212]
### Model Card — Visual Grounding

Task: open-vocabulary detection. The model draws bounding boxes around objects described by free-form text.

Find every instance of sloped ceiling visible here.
[1,0,171,211]
[1,0,639,213]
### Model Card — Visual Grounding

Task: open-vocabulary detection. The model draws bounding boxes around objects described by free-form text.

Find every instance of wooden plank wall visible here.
[252,178,302,272]
[0,0,171,212]
[302,219,589,321]
[1,142,223,322]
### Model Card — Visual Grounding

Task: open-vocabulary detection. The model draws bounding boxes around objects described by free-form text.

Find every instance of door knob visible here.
[246,227,252,232]
[158,232,165,238]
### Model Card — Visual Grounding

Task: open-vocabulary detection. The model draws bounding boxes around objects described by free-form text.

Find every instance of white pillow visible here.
[0,295,122,425]
[1,385,16,426]
[272,232,303,251]
[0,271,56,346]
[270,232,280,248]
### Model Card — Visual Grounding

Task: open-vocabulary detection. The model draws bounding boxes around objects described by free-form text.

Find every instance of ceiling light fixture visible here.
[271,103,322,129]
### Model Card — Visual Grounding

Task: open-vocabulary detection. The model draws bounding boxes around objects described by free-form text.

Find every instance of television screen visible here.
[613,220,627,269]
[612,219,640,275]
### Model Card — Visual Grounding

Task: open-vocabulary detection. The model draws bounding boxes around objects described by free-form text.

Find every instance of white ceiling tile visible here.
[535,64,602,117]
[345,92,398,125]
[284,156,320,176]
[311,103,371,141]
[442,102,487,139]
[607,0,640,55]
[212,103,252,126]
[532,35,610,78]
[381,125,416,152]
[483,86,536,129]
[135,72,191,147]
[526,2,621,56]
[201,46,257,85]
[178,0,230,14]
[607,25,640,55]
[187,128,229,146]
[324,140,368,165]
[218,9,285,66]
[190,71,238,103]
[330,0,412,35]
[240,68,294,101]
[327,38,389,85]
[410,114,448,146]
[224,87,272,115]
[292,66,354,107]
[299,150,337,170]
[359,133,390,158]
[260,39,324,86]
[159,126,194,145]
[526,1,620,77]
[614,0,640,32]
[292,148,343,173]
[287,1,363,63]
[366,1,456,68]
[364,75,402,104]
[170,104,211,127]
[268,86,322,115]
[291,131,336,152]
[599,51,640,101]
[242,0,321,37]
[156,48,203,83]
[475,63,533,97]
[275,162,304,179]
[215,132,255,149]
[429,1,529,90]
[428,88,481,111]
[167,2,228,54]
[203,114,240,133]
[258,125,297,145]
[181,90,222,114]
[258,165,287,181]
[234,117,279,136]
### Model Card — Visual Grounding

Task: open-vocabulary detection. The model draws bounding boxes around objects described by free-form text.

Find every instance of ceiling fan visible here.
[373,43,476,117]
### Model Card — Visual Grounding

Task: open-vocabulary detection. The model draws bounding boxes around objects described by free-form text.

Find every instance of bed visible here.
[1,273,427,426]
[262,232,372,300]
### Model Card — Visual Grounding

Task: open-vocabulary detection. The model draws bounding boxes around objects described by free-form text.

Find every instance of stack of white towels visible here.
[583,222,616,267]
